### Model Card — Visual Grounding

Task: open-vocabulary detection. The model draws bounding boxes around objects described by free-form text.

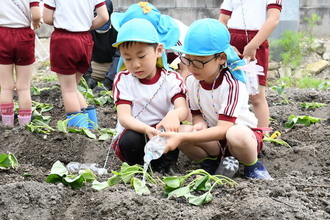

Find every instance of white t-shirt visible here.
[113,67,186,132]
[186,69,257,128]
[220,0,283,30]
[0,0,39,28]
[43,0,105,32]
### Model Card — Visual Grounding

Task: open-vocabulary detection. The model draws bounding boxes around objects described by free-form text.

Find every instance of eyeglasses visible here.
[179,54,219,69]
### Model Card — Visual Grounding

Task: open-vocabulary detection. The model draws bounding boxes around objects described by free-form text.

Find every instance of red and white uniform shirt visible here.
[43,0,105,32]
[186,68,258,128]
[113,67,186,132]
[220,0,283,31]
[0,0,40,28]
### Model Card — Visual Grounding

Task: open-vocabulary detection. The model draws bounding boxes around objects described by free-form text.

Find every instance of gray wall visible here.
[111,0,330,37]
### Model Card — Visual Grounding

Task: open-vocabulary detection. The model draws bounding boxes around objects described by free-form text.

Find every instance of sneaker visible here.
[200,157,220,175]
[215,156,239,178]
[244,161,272,179]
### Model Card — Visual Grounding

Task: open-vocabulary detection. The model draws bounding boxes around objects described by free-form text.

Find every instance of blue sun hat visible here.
[171,18,246,83]
[112,18,169,71]
[111,2,179,49]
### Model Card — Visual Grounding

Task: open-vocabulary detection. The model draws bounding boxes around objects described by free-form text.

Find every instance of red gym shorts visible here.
[0,27,35,65]
[50,28,94,75]
[229,29,269,86]
[220,128,264,157]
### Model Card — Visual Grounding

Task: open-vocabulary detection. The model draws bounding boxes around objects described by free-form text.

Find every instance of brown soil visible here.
[0,66,329,220]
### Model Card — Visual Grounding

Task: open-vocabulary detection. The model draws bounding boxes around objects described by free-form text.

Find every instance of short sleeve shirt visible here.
[220,0,283,30]
[43,0,105,32]
[186,69,257,128]
[113,67,186,129]
[0,0,40,28]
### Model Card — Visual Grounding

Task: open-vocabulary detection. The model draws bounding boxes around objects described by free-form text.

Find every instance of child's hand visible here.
[32,20,42,30]
[145,126,158,140]
[160,132,182,154]
[243,44,257,62]
[193,123,207,131]
[156,116,180,132]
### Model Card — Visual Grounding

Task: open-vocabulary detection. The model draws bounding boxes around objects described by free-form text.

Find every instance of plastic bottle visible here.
[215,156,239,178]
[66,162,108,176]
[143,128,167,163]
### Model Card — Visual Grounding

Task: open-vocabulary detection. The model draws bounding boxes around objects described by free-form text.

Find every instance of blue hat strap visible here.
[228,59,246,84]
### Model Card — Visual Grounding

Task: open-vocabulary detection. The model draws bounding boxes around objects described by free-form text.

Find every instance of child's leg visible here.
[178,125,221,161]
[57,73,86,113]
[0,64,15,104]
[225,125,258,164]
[75,72,87,109]
[249,86,270,129]
[119,129,146,165]
[15,64,33,110]
[0,64,15,126]
[226,125,271,179]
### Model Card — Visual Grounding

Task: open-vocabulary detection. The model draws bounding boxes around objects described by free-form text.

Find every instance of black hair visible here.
[118,41,158,50]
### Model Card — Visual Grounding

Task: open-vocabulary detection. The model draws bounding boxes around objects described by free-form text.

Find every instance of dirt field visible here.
[0,64,329,219]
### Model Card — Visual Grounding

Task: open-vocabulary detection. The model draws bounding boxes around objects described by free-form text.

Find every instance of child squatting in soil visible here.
[219,0,282,130]
[0,0,41,127]
[111,18,189,173]
[161,18,272,179]
[42,0,108,128]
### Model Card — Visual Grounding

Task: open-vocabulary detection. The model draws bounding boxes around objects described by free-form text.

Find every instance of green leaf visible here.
[79,169,97,183]
[63,175,85,189]
[8,153,19,169]
[193,175,211,191]
[49,161,68,177]
[92,180,110,191]
[263,137,291,147]
[163,176,183,189]
[187,192,213,206]
[0,154,9,164]
[82,129,97,139]
[167,185,191,198]
[131,177,150,195]
[107,174,121,187]
[57,120,68,133]
[45,174,63,183]
[98,133,112,141]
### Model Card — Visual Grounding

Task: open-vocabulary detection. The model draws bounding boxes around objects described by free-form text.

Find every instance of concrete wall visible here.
[111,0,329,37]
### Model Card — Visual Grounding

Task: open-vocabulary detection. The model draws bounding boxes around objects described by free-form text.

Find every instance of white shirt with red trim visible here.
[43,0,105,32]
[220,0,283,30]
[0,0,39,28]
[113,67,186,132]
[186,69,257,128]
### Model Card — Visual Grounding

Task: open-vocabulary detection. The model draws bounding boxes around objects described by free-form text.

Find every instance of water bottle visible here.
[66,162,108,176]
[215,156,239,178]
[143,128,167,163]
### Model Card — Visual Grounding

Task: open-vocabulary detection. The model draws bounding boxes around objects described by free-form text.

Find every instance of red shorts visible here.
[229,29,269,86]
[0,27,35,65]
[50,29,94,75]
[220,128,264,157]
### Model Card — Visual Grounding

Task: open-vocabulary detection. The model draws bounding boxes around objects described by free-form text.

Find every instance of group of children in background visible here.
[0,1,282,179]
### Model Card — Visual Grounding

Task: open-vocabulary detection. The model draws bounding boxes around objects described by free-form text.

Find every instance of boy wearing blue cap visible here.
[43,0,109,128]
[161,18,271,179]
[111,18,188,173]
[111,2,189,78]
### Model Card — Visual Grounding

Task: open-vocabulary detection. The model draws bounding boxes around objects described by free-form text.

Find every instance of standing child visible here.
[43,0,109,128]
[0,0,41,127]
[219,0,282,129]
[162,18,271,179]
[112,18,188,173]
